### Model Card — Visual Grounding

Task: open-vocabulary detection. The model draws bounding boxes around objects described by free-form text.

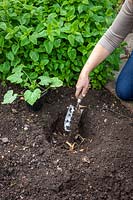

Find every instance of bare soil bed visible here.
[0,84,133,200]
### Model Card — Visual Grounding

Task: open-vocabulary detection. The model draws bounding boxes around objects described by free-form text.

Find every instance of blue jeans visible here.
[115,50,133,101]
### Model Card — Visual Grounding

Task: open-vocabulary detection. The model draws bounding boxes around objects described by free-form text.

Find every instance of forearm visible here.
[75,44,110,98]
[81,44,110,75]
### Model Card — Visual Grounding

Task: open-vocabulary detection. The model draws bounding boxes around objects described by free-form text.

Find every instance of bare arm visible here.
[75,44,110,98]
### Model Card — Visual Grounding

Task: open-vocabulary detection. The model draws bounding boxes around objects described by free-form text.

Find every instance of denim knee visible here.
[115,80,131,100]
[115,50,133,101]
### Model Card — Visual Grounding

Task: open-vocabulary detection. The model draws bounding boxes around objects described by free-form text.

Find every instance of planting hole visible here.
[44,109,93,149]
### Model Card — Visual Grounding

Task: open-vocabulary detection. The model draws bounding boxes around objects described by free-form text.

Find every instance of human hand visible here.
[75,72,90,99]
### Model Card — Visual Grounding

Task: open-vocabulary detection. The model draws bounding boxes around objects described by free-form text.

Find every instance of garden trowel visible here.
[64,97,84,132]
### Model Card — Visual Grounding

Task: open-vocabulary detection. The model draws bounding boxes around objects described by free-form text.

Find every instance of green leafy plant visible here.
[2,66,63,105]
[0,0,123,105]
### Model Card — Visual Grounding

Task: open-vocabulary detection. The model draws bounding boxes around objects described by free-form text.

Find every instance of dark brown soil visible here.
[0,84,133,200]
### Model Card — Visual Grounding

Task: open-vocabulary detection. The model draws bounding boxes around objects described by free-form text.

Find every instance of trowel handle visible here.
[77,94,84,103]
[76,95,84,108]
[77,98,82,104]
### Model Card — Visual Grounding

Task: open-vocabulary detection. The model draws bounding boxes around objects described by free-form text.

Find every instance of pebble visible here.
[104,118,107,123]
[1,137,9,143]
[24,124,29,131]
[38,148,45,155]
[20,97,24,100]
[82,156,90,164]
[53,159,60,165]
[111,103,115,107]
[57,166,62,172]
[11,108,17,113]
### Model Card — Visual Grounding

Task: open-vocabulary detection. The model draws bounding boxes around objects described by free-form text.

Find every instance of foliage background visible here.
[0,0,124,104]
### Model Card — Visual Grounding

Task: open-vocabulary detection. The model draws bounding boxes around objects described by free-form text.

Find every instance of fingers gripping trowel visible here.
[64,97,84,132]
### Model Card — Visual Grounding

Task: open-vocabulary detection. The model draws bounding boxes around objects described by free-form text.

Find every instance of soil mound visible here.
[0,85,133,200]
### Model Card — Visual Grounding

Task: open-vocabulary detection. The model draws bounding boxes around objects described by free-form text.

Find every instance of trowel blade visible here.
[64,104,75,132]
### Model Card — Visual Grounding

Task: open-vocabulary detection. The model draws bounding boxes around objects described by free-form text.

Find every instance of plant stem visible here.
[22,70,32,85]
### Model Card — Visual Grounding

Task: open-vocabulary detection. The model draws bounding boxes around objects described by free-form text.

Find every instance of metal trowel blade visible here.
[64,104,75,132]
[64,98,83,132]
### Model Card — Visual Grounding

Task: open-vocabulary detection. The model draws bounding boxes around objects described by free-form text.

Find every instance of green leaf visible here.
[68,35,75,46]
[0,36,4,47]
[66,6,75,21]
[0,61,10,74]
[19,13,31,25]
[48,34,54,42]
[38,76,52,86]
[44,40,53,54]
[29,72,38,80]
[24,89,41,105]
[2,90,17,104]
[98,75,103,81]
[47,13,57,22]
[54,39,61,48]
[12,44,19,55]
[7,65,24,84]
[60,8,67,16]
[20,36,30,46]
[82,0,89,4]
[67,48,77,61]
[7,73,23,84]
[36,23,44,32]
[78,5,85,14]
[72,66,80,72]
[11,57,21,67]
[78,46,87,55]
[6,51,14,61]
[40,58,49,66]
[29,51,39,62]
[19,25,29,33]
[29,33,38,45]
[37,30,47,38]
[70,20,79,33]
[90,6,102,12]
[50,77,63,88]
[0,22,7,31]
[5,32,14,40]
[75,33,84,44]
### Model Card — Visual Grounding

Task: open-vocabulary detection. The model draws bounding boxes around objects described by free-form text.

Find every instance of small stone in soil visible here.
[23,124,29,131]
[1,137,9,143]
[11,108,17,113]
[82,156,91,164]
[104,118,107,123]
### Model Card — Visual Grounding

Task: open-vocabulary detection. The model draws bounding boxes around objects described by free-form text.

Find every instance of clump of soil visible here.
[0,84,133,200]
